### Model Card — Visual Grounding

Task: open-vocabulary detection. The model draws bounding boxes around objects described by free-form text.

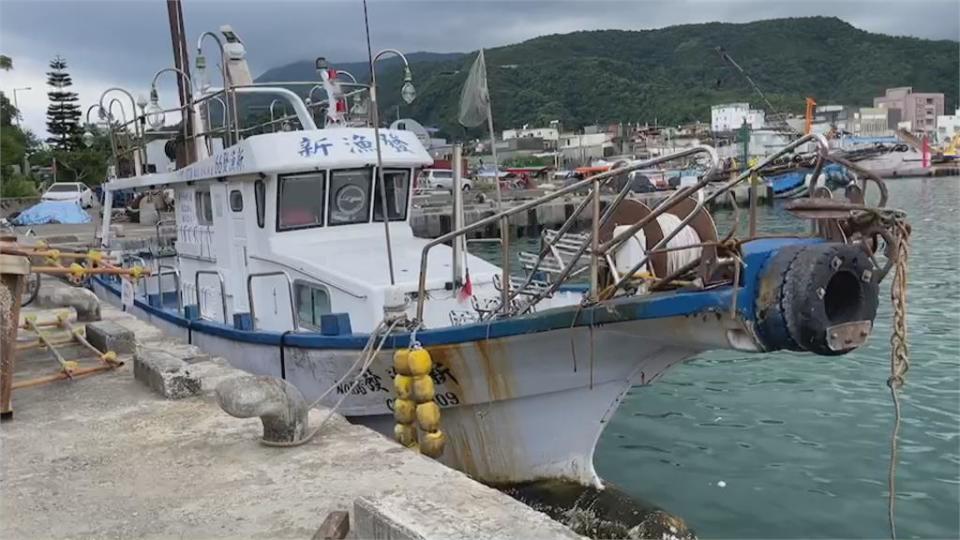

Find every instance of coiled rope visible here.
[261,318,401,447]
[887,218,911,540]
[613,213,702,280]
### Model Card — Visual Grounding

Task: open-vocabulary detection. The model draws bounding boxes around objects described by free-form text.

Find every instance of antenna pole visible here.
[363,0,396,286]
[165,0,196,164]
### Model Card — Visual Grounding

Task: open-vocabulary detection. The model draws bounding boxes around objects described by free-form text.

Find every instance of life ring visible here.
[755,243,878,355]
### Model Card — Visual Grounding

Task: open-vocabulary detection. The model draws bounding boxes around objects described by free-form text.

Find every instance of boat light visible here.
[82,131,95,148]
[144,87,166,129]
[401,67,416,105]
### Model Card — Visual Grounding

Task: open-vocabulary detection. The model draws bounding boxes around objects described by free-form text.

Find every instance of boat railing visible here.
[194,269,229,324]
[414,134,834,324]
[246,271,298,332]
[145,264,182,314]
[100,80,372,178]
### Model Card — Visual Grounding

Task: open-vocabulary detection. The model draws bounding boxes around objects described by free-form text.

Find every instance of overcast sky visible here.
[2,0,958,138]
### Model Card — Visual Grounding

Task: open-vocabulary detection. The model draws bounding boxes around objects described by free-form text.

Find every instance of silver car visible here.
[418,169,472,192]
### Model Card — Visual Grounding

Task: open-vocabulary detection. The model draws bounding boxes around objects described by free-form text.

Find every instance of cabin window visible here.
[229,190,243,212]
[195,190,213,224]
[294,282,331,329]
[254,180,265,228]
[277,172,326,231]
[328,168,372,226]
[373,169,411,221]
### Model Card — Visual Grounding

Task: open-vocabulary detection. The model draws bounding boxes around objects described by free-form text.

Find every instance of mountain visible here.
[256,52,466,84]
[257,17,959,137]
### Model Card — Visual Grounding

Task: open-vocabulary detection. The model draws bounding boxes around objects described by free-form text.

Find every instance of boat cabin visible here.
[100,82,503,334]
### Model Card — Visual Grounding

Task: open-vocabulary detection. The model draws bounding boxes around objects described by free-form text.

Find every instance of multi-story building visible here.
[873,87,944,134]
[711,103,765,133]
[501,127,559,149]
[856,107,899,137]
[936,109,960,143]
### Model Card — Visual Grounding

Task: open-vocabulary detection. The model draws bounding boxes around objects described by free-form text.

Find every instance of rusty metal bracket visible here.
[826,320,873,352]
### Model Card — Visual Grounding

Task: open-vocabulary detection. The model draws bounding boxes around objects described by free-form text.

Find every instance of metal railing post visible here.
[156,264,182,314]
[499,216,510,315]
[194,269,228,324]
[246,271,297,331]
[590,181,600,300]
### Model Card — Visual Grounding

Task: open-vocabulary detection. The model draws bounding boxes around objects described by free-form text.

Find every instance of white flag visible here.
[458,50,490,128]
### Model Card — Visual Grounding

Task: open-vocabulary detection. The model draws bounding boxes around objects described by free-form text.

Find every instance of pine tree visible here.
[45,55,81,150]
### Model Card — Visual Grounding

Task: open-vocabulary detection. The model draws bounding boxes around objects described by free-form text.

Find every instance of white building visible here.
[936,109,960,143]
[711,103,765,132]
[558,132,612,164]
[502,127,559,143]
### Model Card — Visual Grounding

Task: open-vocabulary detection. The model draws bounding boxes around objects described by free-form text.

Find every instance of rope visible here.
[886,218,911,540]
[657,213,702,276]
[261,318,400,447]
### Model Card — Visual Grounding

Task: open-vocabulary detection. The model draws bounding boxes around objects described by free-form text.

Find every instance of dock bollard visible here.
[216,376,308,443]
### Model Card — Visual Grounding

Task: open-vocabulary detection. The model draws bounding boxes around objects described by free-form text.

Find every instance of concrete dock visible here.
[0,280,582,539]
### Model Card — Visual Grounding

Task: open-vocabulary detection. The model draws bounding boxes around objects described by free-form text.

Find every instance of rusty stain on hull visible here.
[474,339,513,401]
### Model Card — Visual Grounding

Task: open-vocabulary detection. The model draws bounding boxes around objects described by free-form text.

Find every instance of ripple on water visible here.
[591,178,960,539]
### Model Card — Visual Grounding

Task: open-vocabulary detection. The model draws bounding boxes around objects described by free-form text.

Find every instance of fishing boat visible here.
[765,162,855,199]
[90,27,902,487]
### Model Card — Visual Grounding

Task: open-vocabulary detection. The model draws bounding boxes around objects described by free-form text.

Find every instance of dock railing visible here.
[414,133,834,324]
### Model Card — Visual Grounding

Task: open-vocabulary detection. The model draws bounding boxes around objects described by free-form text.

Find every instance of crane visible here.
[714,46,801,137]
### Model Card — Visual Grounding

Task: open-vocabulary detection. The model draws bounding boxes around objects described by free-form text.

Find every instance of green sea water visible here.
[471,176,959,538]
[594,177,960,538]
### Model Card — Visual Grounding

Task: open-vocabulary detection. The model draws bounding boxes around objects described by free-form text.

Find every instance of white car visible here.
[418,169,472,191]
[41,182,95,208]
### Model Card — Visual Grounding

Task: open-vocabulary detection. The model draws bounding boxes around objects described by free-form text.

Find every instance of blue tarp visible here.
[12,201,92,225]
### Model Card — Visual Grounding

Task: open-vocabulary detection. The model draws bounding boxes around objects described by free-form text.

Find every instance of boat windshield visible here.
[278,172,326,231]
[278,168,410,230]
[373,169,410,222]
[328,169,373,226]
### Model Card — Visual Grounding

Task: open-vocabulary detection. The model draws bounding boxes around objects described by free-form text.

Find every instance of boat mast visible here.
[165,0,197,166]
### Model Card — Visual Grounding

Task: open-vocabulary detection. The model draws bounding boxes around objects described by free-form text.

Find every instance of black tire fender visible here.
[782,244,878,355]
[755,245,806,352]
[755,243,879,355]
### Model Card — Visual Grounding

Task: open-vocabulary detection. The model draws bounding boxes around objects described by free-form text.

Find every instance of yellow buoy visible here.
[407,348,432,376]
[420,430,446,458]
[394,423,418,447]
[416,401,441,432]
[393,398,416,424]
[394,374,413,400]
[411,375,435,403]
[393,348,412,376]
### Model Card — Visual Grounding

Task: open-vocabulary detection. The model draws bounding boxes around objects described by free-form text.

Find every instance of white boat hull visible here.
[93,278,737,486]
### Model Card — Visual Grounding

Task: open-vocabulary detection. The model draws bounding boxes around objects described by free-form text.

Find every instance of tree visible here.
[46,55,82,151]
[0,54,11,71]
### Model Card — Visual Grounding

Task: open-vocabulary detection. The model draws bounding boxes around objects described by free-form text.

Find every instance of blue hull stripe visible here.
[93,237,819,350]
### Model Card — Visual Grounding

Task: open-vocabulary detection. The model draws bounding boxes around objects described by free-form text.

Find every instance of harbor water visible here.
[475,177,960,538]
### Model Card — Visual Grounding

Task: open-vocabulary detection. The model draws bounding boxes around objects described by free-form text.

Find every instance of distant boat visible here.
[765,163,854,199]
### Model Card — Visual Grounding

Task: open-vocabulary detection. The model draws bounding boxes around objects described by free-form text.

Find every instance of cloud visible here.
[2,0,957,138]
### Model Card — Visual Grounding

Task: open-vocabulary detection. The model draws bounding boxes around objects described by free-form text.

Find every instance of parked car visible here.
[41,182,95,208]
[418,169,472,191]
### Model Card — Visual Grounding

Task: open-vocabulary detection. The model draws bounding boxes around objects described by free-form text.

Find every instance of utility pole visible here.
[11,87,31,176]
[166,0,196,165]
